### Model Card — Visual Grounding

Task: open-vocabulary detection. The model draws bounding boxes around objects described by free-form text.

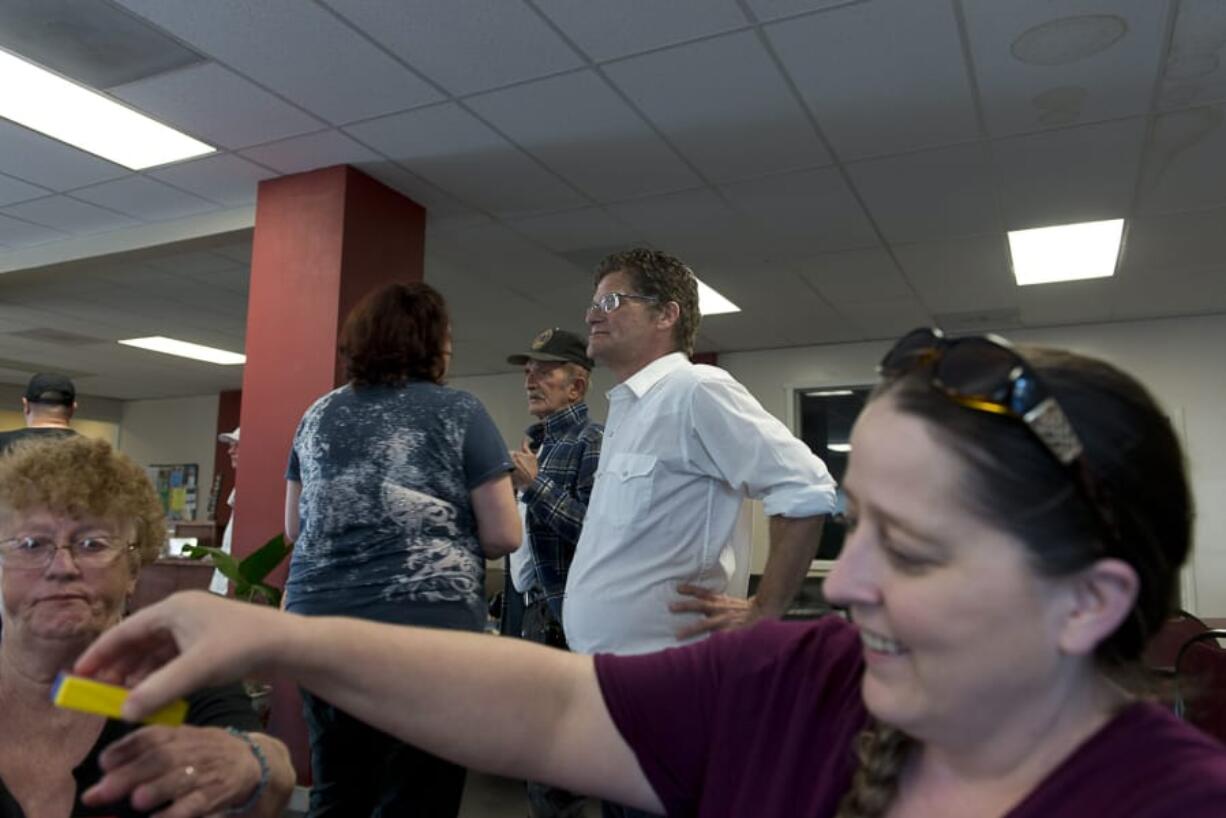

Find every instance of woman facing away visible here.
[78,329,1226,817]
[281,281,521,817]
[0,436,294,818]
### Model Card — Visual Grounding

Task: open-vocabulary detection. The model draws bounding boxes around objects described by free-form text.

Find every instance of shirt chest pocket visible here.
[597,452,658,527]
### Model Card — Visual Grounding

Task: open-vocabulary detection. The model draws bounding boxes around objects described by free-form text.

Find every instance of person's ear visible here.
[1056,558,1139,656]
[655,300,681,331]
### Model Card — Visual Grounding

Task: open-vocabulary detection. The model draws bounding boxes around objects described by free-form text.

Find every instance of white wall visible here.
[720,313,1226,617]
[118,394,221,522]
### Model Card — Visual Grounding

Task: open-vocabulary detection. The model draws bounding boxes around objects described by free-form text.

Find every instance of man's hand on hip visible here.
[669,583,765,640]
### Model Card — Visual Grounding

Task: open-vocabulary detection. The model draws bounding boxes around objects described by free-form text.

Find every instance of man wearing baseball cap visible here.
[505,328,603,818]
[0,373,79,454]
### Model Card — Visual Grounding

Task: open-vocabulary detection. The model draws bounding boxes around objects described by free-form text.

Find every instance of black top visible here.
[0,427,77,455]
[0,683,262,818]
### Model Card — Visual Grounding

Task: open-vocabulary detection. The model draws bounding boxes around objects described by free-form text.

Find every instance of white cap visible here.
[218,427,240,444]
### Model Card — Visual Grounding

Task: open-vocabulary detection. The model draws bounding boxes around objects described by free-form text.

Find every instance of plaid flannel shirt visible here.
[519,401,603,623]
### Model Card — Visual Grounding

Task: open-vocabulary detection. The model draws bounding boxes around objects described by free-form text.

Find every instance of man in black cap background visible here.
[504,328,604,818]
[0,373,78,455]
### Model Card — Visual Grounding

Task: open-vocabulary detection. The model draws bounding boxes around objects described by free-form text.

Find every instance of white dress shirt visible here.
[508,500,538,594]
[208,488,236,596]
[564,353,837,655]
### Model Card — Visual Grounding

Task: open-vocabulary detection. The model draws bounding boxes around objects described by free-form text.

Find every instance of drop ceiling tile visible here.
[184,266,250,295]
[149,154,277,207]
[71,177,219,222]
[698,314,793,351]
[605,187,748,257]
[961,0,1168,137]
[1016,278,1114,326]
[240,130,380,175]
[846,142,1000,243]
[1157,0,1226,110]
[142,250,240,277]
[0,173,50,207]
[202,238,251,264]
[836,296,934,338]
[892,235,1018,314]
[0,213,68,247]
[743,0,865,22]
[113,0,441,124]
[699,264,853,347]
[1135,104,1226,215]
[428,221,587,294]
[604,31,829,181]
[507,208,643,253]
[110,62,324,150]
[1111,264,1226,320]
[466,70,701,201]
[0,122,128,190]
[1,196,139,235]
[356,162,486,224]
[719,166,878,256]
[1122,207,1226,273]
[797,247,912,304]
[992,118,1146,229]
[321,0,583,96]
[766,0,977,160]
[345,103,585,217]
[533,0,747,61]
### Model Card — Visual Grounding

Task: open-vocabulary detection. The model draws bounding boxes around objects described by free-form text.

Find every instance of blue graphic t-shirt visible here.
[284,381,511,629]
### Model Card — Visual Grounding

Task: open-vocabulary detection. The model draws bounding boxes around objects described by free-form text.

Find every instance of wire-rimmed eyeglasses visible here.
[586,292,659,315]
[0,534,135,571]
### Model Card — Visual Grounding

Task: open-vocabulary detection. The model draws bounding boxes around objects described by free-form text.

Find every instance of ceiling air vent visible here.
[0,0,204,89]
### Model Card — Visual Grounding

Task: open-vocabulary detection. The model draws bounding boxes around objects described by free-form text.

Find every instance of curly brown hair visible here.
[594,248,700,356]
[339,282,451,387]
[0,436,166,567]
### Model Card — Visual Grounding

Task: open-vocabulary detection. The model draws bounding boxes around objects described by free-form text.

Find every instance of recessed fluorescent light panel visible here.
[0,47,214,170]
[119,337,245,365]
[828,443,852,452]
[808,389,854,397]
[696,278,740,316]
[1007,219,1124,286]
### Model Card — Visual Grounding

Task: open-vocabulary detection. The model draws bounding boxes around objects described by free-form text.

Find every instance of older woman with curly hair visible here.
[0,436,294,818]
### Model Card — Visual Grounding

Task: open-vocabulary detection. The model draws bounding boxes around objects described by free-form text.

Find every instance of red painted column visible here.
[235,164,426,781]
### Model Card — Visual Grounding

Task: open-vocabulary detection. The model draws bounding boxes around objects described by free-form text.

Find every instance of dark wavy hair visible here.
[835,345,1193,818]
[339,282,450,387]
[594,248,700,356]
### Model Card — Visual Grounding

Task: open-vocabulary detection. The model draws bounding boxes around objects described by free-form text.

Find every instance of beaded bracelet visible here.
[225,727,271,816]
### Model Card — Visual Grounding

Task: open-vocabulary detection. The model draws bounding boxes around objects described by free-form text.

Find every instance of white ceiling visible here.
[0,0,1224,400]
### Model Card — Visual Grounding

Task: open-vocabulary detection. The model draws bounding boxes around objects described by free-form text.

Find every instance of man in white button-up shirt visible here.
[564,248,838,661]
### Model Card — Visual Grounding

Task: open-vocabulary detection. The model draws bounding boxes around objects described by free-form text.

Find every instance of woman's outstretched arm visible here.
[76,591,662,812]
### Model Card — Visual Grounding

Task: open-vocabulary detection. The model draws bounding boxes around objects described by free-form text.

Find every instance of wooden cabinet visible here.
[130,558,214,612]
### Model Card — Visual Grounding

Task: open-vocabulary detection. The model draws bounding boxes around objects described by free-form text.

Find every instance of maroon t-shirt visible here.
[595,616,1226,818]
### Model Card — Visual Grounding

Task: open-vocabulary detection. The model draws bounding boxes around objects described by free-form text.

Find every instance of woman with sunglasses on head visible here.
[0,436,294,818]
[76,329,1226,817]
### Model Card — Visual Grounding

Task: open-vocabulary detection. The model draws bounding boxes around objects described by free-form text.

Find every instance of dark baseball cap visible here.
[507,328,593,369]
[24,373,76,405]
